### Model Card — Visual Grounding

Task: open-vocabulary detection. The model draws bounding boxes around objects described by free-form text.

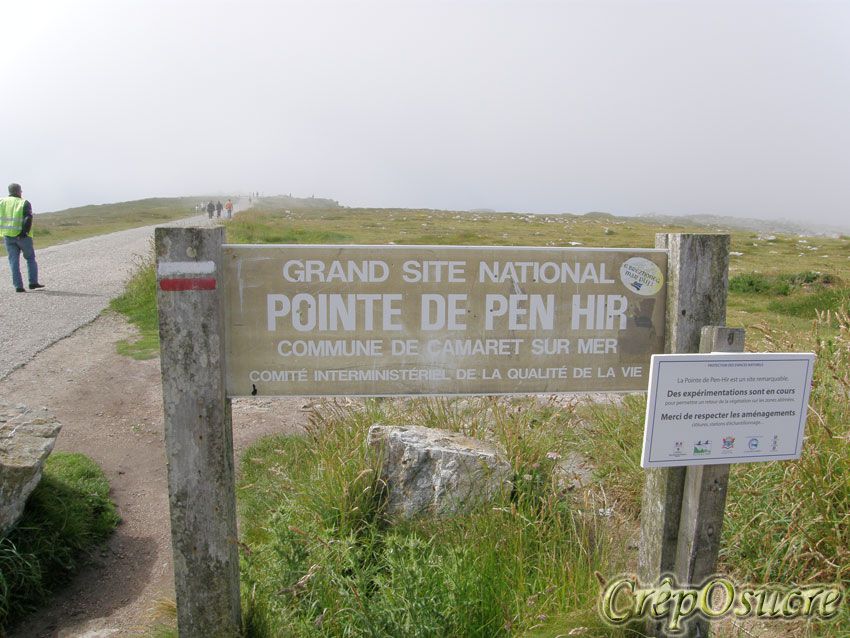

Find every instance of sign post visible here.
[155,229,728,637]
[675,327,742,638]
[156,227,241,637]
[639,329,815,636]
[154,228,821,637]
[638,234,730,637]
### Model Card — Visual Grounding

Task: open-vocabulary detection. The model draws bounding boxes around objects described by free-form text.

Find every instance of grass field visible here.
[238,398,630,637]
[228,205,850,349]
[0,197,204,256]
[109,201,849,637]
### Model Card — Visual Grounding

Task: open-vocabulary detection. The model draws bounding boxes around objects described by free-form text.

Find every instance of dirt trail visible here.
[4,313,307,638]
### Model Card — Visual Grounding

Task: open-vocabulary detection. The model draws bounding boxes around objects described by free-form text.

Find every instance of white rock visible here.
[1,401,61,535]
[368,424,512,520]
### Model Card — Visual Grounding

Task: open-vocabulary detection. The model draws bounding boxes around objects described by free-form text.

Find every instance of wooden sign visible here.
[222,245,668,396]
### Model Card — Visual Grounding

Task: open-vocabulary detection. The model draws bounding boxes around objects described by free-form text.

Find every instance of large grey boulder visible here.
[367,424,512,520]
[0,401,61,535]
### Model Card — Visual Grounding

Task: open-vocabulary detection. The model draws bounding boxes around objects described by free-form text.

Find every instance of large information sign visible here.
[223,245,667,396]
[641,352,815,467]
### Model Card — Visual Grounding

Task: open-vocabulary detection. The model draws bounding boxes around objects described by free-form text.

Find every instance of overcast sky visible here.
[2,1,848,226]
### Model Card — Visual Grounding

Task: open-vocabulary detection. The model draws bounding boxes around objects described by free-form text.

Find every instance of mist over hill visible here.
[637,213,849,237]
[261,195,341,210]
[462,205,847,237]
[36,192,847,239]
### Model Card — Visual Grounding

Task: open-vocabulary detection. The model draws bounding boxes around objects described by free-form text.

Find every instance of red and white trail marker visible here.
[158,260,217,291]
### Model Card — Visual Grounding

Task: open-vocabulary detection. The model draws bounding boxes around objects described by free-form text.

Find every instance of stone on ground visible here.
[367,424,512,520]
[0,400,61,535]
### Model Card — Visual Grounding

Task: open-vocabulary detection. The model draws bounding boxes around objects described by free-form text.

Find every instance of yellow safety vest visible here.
[0,196,26,238]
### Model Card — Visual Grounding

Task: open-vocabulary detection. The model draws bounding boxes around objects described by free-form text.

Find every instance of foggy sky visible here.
[3,1,849,226]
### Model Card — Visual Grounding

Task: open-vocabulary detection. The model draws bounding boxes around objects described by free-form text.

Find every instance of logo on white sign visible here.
[620,257,664,296]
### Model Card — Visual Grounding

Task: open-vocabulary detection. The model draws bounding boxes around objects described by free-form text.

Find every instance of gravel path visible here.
[0,199,247,380]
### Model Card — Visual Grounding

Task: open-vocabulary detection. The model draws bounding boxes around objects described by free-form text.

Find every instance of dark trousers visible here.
[4,235,39,289]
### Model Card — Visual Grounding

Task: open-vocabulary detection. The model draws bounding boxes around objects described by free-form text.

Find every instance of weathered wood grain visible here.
[671,327,744,637]
[639,234,730,637]
[156,226,241,637]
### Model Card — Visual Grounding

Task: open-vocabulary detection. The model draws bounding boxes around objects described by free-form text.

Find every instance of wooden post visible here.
[156,227,242,637]
[672,326,744,637]
[639,234,730,637]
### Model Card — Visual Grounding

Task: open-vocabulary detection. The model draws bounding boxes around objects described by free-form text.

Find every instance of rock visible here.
[367,424,512,520]
[0,400,61,535]
[552,452,594,493]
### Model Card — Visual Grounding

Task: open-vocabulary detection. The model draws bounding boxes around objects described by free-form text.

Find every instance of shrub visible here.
[767,288,850,320]
[729,271,839,297]
[729,273,792,295]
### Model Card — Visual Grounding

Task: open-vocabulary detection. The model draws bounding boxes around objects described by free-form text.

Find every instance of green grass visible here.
[226,207,683,250]
[719,315,850,636]
[226,223,352,245]
[0,452,119,629]
[568,395,647,519]
[109,254,159,359]
[237,398,637,637]
[565,314,850,638]
[767,288,850,320]
[141,599,179,638]
[729,271,838,296]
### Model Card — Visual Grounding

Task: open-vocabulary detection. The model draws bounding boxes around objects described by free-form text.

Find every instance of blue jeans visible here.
[4,235,39,289]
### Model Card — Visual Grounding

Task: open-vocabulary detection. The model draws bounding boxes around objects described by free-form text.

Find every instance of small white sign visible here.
[641,352,815,468]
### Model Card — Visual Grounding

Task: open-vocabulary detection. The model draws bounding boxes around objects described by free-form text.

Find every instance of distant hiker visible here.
[1,183,44,293]
[215,201,223,218]
[206,201,215,218]
[225,199,233,218]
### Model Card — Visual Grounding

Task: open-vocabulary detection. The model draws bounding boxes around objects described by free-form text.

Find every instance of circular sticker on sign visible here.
[620,257,664,296]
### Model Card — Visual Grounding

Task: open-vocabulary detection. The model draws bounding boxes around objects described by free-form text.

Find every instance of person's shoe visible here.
[15,287,25,293]
[29,283,45,290]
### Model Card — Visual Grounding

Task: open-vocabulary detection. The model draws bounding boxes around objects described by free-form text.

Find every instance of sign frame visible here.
[221,242,669,398]
[641,351,815,468]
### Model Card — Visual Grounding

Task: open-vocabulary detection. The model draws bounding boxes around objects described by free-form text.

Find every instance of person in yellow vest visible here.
[1,183,44,292]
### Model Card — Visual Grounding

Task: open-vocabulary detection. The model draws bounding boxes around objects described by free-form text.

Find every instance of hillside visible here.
[2,197,203,255]
[639,212,849,237]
